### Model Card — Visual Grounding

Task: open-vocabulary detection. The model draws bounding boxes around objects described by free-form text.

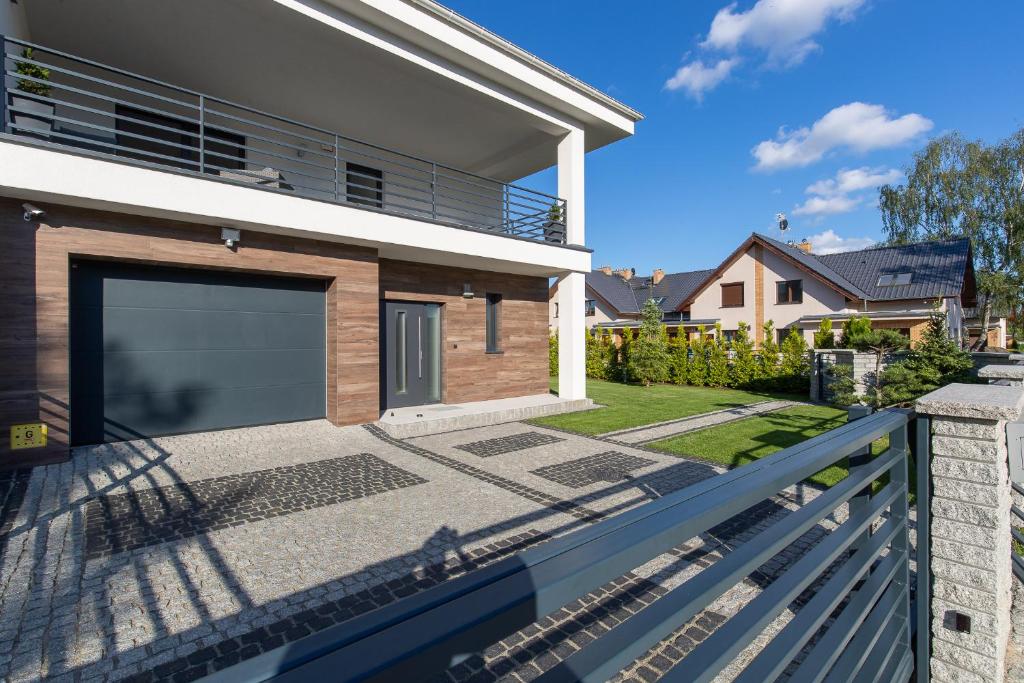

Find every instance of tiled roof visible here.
[755,234,971,301]
[586,268,714,315]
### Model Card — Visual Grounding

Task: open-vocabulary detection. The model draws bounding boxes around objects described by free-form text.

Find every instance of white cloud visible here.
[793,194,860,216]
[806,229,876,254]
[752,102,933,171]
[704,0,867,67]
[793,165,902,216]
[664,58,740,100]
[806,166,903,196]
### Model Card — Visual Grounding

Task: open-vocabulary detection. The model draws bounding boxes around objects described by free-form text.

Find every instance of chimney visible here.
[796,239,812,254]
[615,267,633,281]
[652,268,665,285]
[599,265,613,276]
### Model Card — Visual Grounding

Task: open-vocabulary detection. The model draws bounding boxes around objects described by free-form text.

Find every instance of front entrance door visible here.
[383,301,441,409]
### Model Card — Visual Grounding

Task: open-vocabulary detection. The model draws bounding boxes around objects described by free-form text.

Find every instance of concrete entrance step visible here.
[376,394,595,439]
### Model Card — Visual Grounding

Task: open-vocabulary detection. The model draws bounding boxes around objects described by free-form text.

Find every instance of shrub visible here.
[826,363,859,407]
[813,318,835,349]
[548,331,558,376]
[669,333,689,384]
[757,320,780,380]
[845,324,910,408]
[585,329,607,379]
[688,325,709,387]
[877,309,974,406]
[618,327,635,382]
[838,315,872,348]
[16,48,51,97]
[707,323,730,387]
[730,322,757,387]
[779,328,811,393]
[627,300,670,386]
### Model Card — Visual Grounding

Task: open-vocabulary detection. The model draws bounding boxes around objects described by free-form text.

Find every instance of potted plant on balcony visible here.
[8,48,54,138]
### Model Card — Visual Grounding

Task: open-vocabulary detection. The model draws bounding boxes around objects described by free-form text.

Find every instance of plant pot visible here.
[7,93,54,139]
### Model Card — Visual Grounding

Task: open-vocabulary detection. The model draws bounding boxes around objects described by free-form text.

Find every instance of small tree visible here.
[708,323,730,387]
[757,320,780,381]
[548,331,558,377]
[877,308,974,405]
[813,318,836,349]
[16,48,52,97]
[779,328,811,393]
[619,327,635,383]
[669,333,690,385]
[627,299,670,386]
[607,329,623,381]
[688,325,709,387]
[845,326,910,408]
[838,315,872,348]
[826,363,859,407]
[730,322,757,388]
[585,329,605,379]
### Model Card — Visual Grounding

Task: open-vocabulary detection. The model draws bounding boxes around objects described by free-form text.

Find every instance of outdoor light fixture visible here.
[221,227,241,249]
[462,283,474,299]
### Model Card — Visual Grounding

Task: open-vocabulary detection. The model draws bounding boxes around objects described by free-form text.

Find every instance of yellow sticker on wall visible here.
[11,423,47,450]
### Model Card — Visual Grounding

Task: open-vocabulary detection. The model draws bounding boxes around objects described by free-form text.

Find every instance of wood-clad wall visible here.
[379,259,550,405]
[0,198,380,466]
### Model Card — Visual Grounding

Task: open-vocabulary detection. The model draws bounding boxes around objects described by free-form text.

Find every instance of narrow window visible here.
[347,163,383,208]
[486,293,502,353]
[554,302,559,318]
[776,279,803,304]
[721,282,744,307]
[395,310,407,394]
[584,300,596,316]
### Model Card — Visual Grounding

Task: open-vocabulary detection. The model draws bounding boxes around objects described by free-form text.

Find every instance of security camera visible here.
[22,203,45,222]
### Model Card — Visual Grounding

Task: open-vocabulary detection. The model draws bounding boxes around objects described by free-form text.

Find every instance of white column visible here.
[557,128,586,400]
[0,1,32,40]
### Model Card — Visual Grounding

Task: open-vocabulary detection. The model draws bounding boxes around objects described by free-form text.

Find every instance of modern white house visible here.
[0,0,641,466]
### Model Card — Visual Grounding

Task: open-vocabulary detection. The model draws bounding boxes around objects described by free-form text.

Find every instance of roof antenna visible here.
[776,212,789,240]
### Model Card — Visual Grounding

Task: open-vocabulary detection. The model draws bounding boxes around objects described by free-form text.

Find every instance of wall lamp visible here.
[22,203,45,222]
[221,227,241,249]
[462,283,474,299]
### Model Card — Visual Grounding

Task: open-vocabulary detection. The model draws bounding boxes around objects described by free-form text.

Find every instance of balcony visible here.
[0,36,568,245]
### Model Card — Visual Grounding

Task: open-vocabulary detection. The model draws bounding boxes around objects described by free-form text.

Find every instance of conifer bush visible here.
[707,323,730,387]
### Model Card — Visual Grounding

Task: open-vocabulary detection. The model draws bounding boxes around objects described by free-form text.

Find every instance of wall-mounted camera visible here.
[22,203,46,222]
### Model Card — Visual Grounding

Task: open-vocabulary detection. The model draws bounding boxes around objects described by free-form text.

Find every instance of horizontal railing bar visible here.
[231,413,912,683]
[793,565,907,683]
[5,122,205,170]
[678,487,903,683]
[205,131,337,170]
[731,512,904,683]
[198,163,332,196]
[539,457,904,683]
[202,107,336,152]
[823,587,908,683]
[877,647,914,683]
[1013,504,1024,522]
[4,35,202,97]
[5,57,198,110]
[1013,528,1024,549]
[1013,481,1024,497]
[861,614,909,683]
[3,74,199,128]
[1013,554,1024,583]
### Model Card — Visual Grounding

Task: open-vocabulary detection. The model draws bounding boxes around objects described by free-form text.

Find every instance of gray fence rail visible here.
[198,409,929,682]
[0,36,568,245]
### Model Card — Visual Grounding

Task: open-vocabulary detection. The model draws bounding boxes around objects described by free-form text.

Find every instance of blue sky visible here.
[444,0,1024,274]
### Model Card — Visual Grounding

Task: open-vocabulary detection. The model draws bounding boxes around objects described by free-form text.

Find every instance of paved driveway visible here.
[0,419,830,682]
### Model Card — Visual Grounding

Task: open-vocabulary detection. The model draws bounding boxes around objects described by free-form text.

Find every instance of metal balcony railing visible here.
[0,36,568,245]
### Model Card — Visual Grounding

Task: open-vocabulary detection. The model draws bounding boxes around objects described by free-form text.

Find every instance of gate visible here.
[203,409,930,682]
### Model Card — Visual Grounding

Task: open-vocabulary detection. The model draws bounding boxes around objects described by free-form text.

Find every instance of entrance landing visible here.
[377,393,594,438]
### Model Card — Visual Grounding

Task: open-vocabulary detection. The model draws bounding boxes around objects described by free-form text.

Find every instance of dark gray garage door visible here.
[70,261,326,445]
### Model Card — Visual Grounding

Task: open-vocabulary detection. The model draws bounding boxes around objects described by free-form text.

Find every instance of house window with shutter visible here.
[721,282,744,308]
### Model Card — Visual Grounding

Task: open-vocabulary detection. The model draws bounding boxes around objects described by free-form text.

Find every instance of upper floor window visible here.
[721,282,744,308]
[777,279,803,304]
[347,163,383,208]
[877,272,912,287]
[486,293,502,353]
[585,300,596,316]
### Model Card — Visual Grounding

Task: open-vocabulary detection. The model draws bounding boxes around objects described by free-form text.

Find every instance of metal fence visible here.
[197,408,928,682]
[1012,482,1024,584]
[0,36,568,244]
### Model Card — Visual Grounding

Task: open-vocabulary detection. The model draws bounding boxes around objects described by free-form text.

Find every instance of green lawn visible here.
[532,378,801,436]
[649,404,894,491]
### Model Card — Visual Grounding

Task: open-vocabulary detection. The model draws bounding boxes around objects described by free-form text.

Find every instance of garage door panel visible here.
[95,309,326,352]
[70,261,327,445]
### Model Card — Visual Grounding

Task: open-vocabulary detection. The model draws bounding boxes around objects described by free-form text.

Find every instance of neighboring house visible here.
[553,232,1002,349]
[0,0,641,465]
[548,266,714,340]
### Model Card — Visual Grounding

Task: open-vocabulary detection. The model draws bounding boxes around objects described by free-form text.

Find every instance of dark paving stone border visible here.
[530,451,657,489]
[0,468,32,562]
[455,431,565,458]
[85,453,427,560]
[365,424,604,523]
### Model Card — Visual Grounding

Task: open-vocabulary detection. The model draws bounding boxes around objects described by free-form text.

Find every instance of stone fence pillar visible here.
[979,364,1024,387]
[916,383,1024,682]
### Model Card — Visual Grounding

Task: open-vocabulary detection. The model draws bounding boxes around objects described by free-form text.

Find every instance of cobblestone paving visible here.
[0,468,32,548]
[454,431,564,458]
[0,416,888,683]
[85,454,427,560]
[530,451,657,489]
